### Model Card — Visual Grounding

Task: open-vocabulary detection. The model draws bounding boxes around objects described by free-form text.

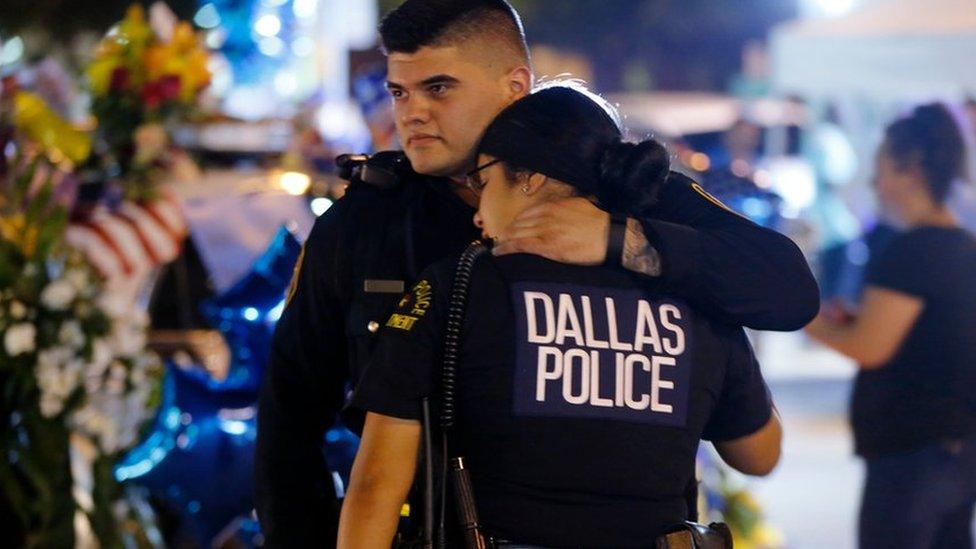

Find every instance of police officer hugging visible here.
[349,86,775,546]
[513,282,690,427]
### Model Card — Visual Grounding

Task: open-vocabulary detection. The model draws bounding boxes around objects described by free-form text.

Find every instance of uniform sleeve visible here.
[864,233,927,298]
[255,202,350,546]
[702,328,773,442]
[639,172,820,331]
[349,267,447,421]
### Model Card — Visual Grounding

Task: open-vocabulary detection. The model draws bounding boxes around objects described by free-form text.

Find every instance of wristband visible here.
[604,213,628,268]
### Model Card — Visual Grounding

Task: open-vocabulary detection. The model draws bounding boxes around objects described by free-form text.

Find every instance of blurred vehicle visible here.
[611,92,813,229]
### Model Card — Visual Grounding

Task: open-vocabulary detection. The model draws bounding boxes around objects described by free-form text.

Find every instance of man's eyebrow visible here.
[420,74,461,87]
[386,75,460,90]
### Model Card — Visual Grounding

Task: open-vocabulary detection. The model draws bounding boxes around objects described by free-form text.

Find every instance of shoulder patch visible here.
[385,279,435,331]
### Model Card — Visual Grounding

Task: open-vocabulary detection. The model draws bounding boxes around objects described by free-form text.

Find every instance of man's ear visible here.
[505,66,532,99]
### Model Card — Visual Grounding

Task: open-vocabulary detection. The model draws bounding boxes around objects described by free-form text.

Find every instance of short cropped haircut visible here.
[379,0,530,66]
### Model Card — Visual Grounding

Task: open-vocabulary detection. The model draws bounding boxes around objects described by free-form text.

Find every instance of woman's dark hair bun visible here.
[884,102,967,204]
[478,83,673,216]
[598,138,671,216]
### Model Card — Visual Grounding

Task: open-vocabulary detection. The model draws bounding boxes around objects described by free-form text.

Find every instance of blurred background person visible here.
[806,103,976,549]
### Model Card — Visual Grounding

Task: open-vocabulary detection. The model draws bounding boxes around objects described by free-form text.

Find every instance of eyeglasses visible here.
[464,158,502,195]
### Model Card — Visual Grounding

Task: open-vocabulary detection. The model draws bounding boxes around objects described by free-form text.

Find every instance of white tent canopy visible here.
[771,0,976,100]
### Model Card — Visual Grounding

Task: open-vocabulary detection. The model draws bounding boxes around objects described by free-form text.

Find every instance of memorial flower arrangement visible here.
[700,450,785,549]
[1,92,162,548]
[86,4,211,201]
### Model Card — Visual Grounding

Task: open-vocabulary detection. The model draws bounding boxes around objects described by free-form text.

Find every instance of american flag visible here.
[66,187,186,287]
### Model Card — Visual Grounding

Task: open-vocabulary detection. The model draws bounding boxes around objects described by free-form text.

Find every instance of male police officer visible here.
[254,1,819,546]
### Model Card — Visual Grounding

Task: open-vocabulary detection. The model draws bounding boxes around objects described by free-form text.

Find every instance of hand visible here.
[492,197,609,265]
[805,299,855,339]
[820,298,857,326]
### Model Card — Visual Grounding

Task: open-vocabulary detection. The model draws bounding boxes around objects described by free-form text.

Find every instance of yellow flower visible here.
[0,214,25,243]
[86,58,118,96]
[93,38,124,60]
[118,4,152,48]
[12,92,92,165]
[186,49,212,89]
[0,214,39,257]
[172,22,196,51]
[143,44,169,82]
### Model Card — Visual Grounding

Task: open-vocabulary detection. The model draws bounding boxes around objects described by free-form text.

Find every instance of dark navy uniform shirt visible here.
[351,253,773,547]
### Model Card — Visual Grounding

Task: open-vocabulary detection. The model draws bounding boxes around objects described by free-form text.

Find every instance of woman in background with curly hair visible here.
[807,103,976,549]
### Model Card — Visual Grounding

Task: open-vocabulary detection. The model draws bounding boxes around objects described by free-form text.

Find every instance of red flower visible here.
[1,75,18,98]
[140,81,163,109]
[158,75,181,102]
[109,67,131,93]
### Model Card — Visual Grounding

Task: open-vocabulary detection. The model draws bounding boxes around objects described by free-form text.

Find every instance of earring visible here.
[521,184,530,194]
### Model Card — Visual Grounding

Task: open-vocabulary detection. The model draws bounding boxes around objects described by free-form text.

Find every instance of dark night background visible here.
[0,0,797,92]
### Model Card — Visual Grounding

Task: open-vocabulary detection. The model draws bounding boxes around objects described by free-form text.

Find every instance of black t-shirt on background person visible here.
[853,226,976,457]
[350,253,773,548]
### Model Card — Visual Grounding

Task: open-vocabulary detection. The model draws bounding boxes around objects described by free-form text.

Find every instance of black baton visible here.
[451,457,487,549]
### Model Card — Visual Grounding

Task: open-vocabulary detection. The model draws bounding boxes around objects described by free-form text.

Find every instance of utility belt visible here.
[490,520,733,548]
[406,241,732,549]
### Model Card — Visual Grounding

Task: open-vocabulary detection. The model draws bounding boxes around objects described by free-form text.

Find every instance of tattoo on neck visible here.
[621,218,661,277]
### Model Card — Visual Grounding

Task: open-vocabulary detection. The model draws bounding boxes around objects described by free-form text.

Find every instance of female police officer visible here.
[339,85,783,548]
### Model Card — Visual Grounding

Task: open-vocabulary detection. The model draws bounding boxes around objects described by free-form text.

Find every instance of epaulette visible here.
[335,151,412,190]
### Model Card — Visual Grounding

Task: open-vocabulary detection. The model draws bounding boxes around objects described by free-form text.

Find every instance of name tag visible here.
[364,279,405,294]
[511,282,691,427]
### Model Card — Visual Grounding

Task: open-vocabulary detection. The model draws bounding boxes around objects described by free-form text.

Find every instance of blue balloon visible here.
[118,225,361,545]
[116,362,258,545]
[324,423,360,496]
[199,226,302,393]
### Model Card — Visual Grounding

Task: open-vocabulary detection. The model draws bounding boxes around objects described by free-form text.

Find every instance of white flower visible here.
[104,377,125,395]
[40,279,77,311]
[36,351,64,390]
[10,301,27,319]
[39,393,64,417]
[65,268,90,292]
[110,325,147,359]
[129,363,147,386]
[134,123,169,166]
[52,361,83,398]
[37,346,71,372]
[4,323,36,356]
[109,361,127,380]
[59,321,86,350]
[71,404,120,453]
[88,339,113,377]
[97,294,127,319]
[103,361,126,394]
[84,375,103,395]
[97,416,120,454]
[36,349,83,400]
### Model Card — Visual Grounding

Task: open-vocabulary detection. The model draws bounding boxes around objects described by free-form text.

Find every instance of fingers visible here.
[510,203,553,226]
[492,236,548,257]
[498,223,552,243]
